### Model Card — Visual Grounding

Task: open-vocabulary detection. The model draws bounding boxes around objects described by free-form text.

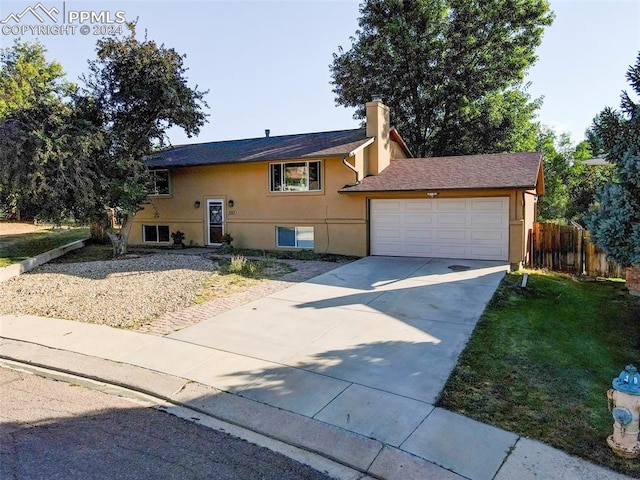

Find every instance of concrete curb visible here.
[0,338,451,480]
[0,238,88,283]
[1,337,633,480]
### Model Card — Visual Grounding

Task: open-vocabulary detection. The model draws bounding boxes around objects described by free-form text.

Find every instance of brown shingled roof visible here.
[147,129,372,168]
[340,152,543,192]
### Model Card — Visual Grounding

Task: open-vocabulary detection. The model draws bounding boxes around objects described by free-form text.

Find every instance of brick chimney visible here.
[365,97,391,175]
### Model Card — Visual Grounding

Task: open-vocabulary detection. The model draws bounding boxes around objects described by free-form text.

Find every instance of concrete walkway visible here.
[0,256,631,480]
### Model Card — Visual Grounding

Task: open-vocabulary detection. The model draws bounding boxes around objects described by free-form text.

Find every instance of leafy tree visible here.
[330,0,553,157]
[80,25,209,254]
[0,39,72,119]
[536,127,572,221]
[448,87,541,155]
[587,53,640,267]
[0,30,208,256]
[0,40,86,220]
[0,98,104,222]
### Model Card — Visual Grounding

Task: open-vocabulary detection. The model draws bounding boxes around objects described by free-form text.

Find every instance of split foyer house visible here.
[130,99,544,269]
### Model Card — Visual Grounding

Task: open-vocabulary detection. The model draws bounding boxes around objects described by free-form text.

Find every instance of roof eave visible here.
[348,137,375,157]
[148,151,359,169]
[536,157,545,196]
[389,129,413,157]
[339,185,538,193]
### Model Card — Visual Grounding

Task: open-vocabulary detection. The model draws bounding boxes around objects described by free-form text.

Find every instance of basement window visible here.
[143,225,170,243]
[276,226,314,249]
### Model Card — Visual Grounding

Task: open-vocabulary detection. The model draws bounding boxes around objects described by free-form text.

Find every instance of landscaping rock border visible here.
[0,238,87,283]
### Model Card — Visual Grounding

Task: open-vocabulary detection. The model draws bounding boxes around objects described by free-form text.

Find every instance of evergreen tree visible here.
[587,53,640,267]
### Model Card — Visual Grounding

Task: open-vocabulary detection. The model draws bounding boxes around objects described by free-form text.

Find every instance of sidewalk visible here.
[0,312,630,480]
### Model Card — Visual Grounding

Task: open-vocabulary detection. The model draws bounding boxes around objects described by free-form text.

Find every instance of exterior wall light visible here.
[194,200,201,208]
[228,199,234,208]
[426,192,438,198]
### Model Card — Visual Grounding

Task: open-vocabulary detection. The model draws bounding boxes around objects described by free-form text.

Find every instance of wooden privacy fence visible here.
[528,222,625,278]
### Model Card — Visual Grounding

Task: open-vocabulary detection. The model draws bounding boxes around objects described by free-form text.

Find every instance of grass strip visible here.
[0,227,90,267]
[439,271,640,476]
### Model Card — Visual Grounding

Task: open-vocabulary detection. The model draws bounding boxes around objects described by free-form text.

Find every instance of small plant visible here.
[221,233,233,245]
[244,261,264,277]
[294,249,316,261]
[171,230,185,248]
[228,254,247,273]
[225,254,267,278]
[218,232,234,253]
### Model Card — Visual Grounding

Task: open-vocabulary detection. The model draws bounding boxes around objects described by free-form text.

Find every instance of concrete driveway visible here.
[158,256,508,448]
[5,256,629,480]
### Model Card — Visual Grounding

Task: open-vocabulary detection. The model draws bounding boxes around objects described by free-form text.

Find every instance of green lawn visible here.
[438,271,640,476]
[0,227,90,267]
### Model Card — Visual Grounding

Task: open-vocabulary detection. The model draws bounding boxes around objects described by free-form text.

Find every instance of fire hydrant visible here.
[607,364,640,458]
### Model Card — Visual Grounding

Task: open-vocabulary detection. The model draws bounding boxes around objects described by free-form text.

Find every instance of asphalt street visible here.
[0,367,335,480]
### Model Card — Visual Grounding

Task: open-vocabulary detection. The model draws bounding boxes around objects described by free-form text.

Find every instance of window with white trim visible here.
[276,226,314,249]
[270,161,321,192]
[143,225,170,243]
[150,169,170,195]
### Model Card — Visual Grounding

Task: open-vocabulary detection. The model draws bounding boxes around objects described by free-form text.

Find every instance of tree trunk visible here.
[90,222,110,244]
[105,215,134,257]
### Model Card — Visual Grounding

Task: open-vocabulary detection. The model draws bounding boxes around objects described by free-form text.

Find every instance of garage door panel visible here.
[371,198,509,260]
[470,246,508,258]
[433,244,469,257]
[436,200,469,212]
[469,199,508,211]
[404,201,434,212]
[405,214,434,226]
[404,243,435,256]
[471,214,506,227]
[436,215,468,226]
[405,229,435,241]
[435,230,468,241]
[375,242,403,256]
[373,201,403,213]
[470,230,506,242]
[374,229,403,241]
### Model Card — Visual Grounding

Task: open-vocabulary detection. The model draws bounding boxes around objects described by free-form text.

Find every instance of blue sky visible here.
[1,0,639,148]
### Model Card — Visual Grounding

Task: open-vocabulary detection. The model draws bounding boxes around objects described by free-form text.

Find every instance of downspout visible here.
[341,136,374,187]
[342,156,360,185]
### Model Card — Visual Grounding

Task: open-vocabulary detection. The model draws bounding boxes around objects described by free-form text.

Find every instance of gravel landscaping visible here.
[0,254,216,328]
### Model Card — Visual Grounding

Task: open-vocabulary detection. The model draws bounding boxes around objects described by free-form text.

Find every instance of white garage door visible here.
[370,197,509,260]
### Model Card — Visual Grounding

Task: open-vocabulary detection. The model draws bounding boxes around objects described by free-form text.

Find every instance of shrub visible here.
[221,233,233,245]
[171,230,185,246]
[228,255,247,273]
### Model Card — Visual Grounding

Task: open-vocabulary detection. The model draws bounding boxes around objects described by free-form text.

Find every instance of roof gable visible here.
[340,152,543,192]
[148,129,371,168]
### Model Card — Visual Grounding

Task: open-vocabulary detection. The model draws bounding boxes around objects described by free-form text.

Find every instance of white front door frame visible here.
[206,199,225,245]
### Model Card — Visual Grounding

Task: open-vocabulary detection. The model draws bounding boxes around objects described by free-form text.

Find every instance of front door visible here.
[207,199,224,244]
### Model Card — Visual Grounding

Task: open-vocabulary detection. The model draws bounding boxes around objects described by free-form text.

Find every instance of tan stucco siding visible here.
[390,140,408,159]
[130,157,368,256]
[523,189,537,264]
[130,161,536,262]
